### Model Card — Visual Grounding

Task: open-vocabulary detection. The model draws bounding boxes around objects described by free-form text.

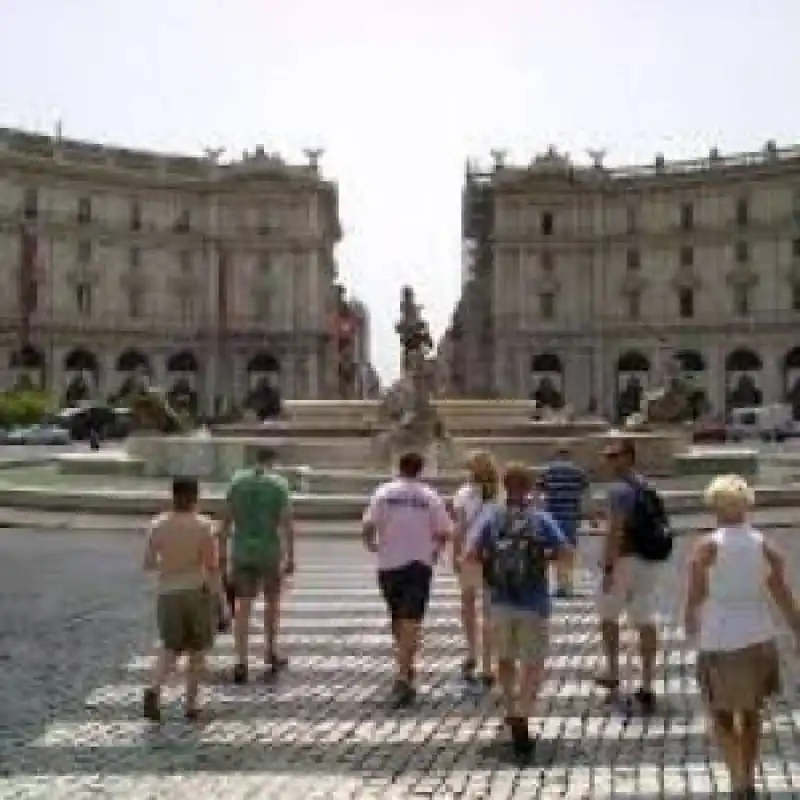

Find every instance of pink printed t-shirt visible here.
[363,478,452,571]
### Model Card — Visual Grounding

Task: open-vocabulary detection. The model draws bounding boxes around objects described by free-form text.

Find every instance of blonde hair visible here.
[466,450,499,501]
[704,474,755,510]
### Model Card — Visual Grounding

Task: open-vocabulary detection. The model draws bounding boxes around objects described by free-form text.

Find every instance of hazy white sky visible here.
[1,0,798,382]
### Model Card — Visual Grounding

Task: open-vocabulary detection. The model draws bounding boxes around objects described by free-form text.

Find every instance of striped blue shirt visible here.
[540,458,588,528]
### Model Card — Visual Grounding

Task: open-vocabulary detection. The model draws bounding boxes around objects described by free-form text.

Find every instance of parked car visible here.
[728,403,796,443]
[52,405,133,441]
[6,424,70,445]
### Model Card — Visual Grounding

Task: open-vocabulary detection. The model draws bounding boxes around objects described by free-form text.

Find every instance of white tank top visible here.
[699,525,777,652]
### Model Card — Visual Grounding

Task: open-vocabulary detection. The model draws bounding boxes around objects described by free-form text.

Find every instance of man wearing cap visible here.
[218,446,295,684]
[596,437,662,712]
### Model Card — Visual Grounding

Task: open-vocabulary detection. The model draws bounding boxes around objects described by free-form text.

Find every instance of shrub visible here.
[0,390,55,428]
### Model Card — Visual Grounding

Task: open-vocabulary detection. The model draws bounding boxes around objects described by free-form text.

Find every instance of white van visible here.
[728,404,795,442]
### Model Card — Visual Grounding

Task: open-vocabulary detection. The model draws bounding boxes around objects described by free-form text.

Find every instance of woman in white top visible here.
[685,474,800,799]
[451,451,498,685]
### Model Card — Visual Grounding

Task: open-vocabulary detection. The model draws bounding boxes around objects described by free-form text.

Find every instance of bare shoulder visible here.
[690,533,717,567]
[759,530,785,566]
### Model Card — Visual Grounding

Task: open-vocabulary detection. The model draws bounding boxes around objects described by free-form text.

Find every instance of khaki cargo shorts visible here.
[491,605,550,663]
[231,560,282,599]
[157,587,214,653]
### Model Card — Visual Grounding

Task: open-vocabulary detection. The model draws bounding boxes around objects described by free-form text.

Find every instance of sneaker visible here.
[634,687,656,713]
[388,680,415,709]
[594,673,620,691]
[267,653,288,677]
[461,658,476,681]
[142,688,161,722]
[233,663,248,685]
[507,716,534,758]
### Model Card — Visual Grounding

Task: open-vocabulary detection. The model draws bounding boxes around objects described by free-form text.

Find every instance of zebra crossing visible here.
[6,539,800,799]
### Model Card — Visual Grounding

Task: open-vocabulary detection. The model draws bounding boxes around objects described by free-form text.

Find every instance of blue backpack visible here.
[482,507,549,599]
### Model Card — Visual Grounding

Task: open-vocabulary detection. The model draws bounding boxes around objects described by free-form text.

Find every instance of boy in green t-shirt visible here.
[218,447,295,684]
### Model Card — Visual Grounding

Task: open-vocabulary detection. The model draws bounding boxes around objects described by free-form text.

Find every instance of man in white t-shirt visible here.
[362,451,452,708]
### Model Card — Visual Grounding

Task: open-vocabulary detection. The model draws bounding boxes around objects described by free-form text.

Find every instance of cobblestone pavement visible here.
[1,529,799,798]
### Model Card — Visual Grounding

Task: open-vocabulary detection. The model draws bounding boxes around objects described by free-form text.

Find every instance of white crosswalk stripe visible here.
[14,547,800,798]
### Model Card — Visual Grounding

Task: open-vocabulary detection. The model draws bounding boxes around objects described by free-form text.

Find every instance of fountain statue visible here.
[127,379,189,434]
[627,355,693,427]
[374,287,452,471]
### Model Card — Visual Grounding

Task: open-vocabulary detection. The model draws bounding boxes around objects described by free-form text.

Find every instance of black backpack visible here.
[625,481,674,562]
[482,508,549,599]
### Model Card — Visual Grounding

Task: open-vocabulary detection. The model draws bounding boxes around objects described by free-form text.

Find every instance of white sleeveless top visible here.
[699,525,777,653]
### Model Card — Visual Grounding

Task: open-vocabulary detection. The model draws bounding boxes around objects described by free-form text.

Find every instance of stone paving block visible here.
[1,531,800,798]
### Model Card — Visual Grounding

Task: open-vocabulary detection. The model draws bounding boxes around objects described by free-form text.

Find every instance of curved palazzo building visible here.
[0,127,342,410]
[445,142,800,419]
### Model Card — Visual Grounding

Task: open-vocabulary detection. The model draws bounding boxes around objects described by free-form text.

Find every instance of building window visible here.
[77,239,92,264]
[735,241,749,263]
[733,286,750,316]
[678,287,695,319]
[680,246,694,267]
[22,188,38,220]
[77,197,91,225]
[793,238,800,258]
[539,292,555,320]
[626,248,640,270]
[130,201,142,231]
[76,282,93,316]
[736,198,749,227]
[174,209,191,233]
[541,211,554,236]
[625,206,637,234]
[680,202,693,231]
[792,285,800,312]
[627,291,641,321]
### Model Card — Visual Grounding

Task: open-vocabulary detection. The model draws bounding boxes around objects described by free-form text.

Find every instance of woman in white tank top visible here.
[451,451,499,685]
[685,474,800,799]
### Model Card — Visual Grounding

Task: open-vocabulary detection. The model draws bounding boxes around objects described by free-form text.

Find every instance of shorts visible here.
[157,588,214,653]
[378,561,433,622]
[231,561,282,599]
[555,518,579,546]
[457,560,485,593]
[697,640,781,712]
[491,605,550,663]
[596,555,664,626]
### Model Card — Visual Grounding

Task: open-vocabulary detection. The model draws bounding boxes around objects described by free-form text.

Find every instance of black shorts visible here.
[377,561,433,622]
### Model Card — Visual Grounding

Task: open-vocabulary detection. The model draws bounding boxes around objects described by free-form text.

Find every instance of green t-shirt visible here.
[227,467,290,568]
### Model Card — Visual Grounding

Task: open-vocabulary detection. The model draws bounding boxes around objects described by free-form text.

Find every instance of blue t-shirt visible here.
[476,504,568,616]
[541,459,588,534]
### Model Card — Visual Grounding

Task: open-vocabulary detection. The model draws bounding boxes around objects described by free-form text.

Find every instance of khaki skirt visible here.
[697,640,781,712]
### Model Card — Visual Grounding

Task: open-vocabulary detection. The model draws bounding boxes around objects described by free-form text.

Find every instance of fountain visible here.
[372,287,454,474]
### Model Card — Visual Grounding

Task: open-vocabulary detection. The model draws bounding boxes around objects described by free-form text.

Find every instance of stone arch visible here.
[166,350,198,414]
[115,349,151,401]
[615,350,650,421]
[529,353,563,409]
[783,347,800,420]
[116,348,150,373]
[725,347,763,412]
[62,348,99,407]
[674,349,709,419]
[246,351,282,419]
[9,345,45,391]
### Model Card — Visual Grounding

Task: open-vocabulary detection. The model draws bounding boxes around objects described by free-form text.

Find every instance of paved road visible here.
[0,531,799,798]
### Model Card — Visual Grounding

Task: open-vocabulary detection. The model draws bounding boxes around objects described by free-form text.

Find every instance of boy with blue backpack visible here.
[465,462,572,758]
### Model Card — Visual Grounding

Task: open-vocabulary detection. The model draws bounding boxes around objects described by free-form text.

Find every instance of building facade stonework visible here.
[445,142,800,419]
[0,128,342,410]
